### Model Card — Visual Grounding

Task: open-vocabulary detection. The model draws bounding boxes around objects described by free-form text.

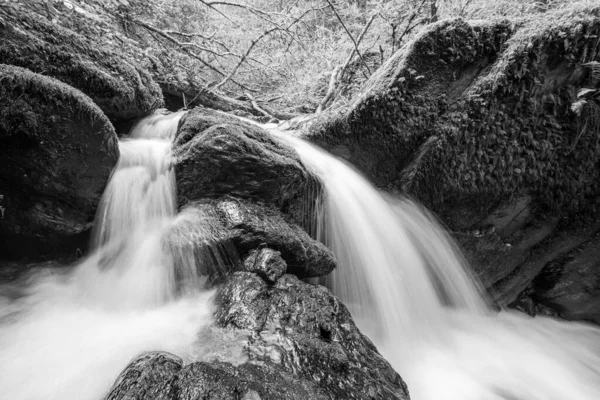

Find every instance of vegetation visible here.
[13,0,597,115]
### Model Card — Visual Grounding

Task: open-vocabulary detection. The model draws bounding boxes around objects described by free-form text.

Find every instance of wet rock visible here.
[243,248,287,283]
[168,199,335,279]
[173,108,321,231]
[0,5,162,122]
[215,272,409,399]
[0,64,119,260]
[105,352,182,400]
[107,273,410,400]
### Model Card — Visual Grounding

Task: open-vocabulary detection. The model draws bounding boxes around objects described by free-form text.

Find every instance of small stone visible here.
[244,248,287,283]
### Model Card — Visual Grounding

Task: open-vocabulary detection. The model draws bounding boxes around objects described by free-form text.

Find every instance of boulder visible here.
[106,272,410,400]
[173,108,321,231]
[0,5,163,122]
[167,199,336,280]
[306,5,600,319]
[0,64,119,260]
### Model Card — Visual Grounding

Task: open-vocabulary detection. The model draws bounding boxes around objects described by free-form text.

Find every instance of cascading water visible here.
[0,112,244,400]
[272,129,600,400]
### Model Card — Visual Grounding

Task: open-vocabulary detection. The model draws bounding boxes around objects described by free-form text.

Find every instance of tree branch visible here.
[324,0,371,75]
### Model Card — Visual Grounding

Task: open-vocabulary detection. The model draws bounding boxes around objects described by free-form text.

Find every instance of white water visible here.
[0,112,245,400]
[272,129,600,400]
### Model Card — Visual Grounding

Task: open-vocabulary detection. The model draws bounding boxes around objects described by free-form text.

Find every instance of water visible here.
[0,112,245,400]
[2,110,600,400]
[271,129,600,400]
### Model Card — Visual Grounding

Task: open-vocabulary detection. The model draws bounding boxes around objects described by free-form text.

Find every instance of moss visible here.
[309,4,600,223]
[0,5,162,121]
[0,64,118,260]
[421,4,600,215]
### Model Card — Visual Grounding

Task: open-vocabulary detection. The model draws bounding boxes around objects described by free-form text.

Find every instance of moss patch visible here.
[0,4,162,122]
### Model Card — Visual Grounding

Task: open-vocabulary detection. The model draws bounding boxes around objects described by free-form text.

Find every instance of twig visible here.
[324,0,371,75]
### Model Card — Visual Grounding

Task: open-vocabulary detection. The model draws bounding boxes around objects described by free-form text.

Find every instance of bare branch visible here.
[131,18,255,92]
[324,0,371,75]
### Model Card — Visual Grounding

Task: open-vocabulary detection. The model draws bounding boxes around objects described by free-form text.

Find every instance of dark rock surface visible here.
[0,64,119,261]
[0,4,163,122]
[174,108,321,231]
[306,6,600,321]
[106,272,410,400]
[168,199,335,280]
[510,233,600,324]
[243,248,287,283]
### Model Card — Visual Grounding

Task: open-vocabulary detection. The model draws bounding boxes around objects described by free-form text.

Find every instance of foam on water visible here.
[272,128,600,400]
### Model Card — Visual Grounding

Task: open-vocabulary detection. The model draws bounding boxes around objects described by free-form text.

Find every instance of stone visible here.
[0,5,162,122]
[167,199,335,280]
[173,108,321,232]
[106,272,410,400]
[0,64,119,260]
[243,248,287,283]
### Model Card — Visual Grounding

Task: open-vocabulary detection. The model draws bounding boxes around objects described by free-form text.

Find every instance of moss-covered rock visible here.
[174,108,321,231]
[0,64,119,260]
[0,4,163,122]
[307,5,600,317]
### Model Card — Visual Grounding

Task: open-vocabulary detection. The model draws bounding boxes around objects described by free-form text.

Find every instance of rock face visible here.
[174,108,321,231]
[0,64,119,260]
[307,5,600,321]
[0,4,162,122]
[168,199,336,280]
[106,272,410,400]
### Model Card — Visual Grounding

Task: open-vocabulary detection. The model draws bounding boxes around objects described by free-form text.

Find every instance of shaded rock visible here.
[0,5,162,122]
[107,273,409,400]
[243,248,287,283]
[0,64,119,260]
[510,234,600,324]
[168,199,335,280]
[173,108,321,231]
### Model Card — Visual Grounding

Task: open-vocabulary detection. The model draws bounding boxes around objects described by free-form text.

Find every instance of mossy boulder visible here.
[0,4,163,122]
[0,64,119,260]
[308,5,600,319]
[173,108,321,231]
[106,273,410,400]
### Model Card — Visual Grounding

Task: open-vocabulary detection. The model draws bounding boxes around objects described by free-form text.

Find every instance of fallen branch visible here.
[245,91,275,119]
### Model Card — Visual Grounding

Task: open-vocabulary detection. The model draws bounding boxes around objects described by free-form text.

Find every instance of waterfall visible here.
[0,112,242,400]
[272,129,600,400]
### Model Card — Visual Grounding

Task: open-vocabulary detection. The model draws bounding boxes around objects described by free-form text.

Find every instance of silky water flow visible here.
[0,112,246,400]
[270,128,600,400]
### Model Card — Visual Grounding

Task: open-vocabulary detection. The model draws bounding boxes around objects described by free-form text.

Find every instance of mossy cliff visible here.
[308,5,600,319]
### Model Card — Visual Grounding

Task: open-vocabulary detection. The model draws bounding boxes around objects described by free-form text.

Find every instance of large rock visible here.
[106,272,410,400]
[307,5,600,320]
[168,199,336,280]
[0,64,119,260]
[174,108,321,230]
[0,4,163,122]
